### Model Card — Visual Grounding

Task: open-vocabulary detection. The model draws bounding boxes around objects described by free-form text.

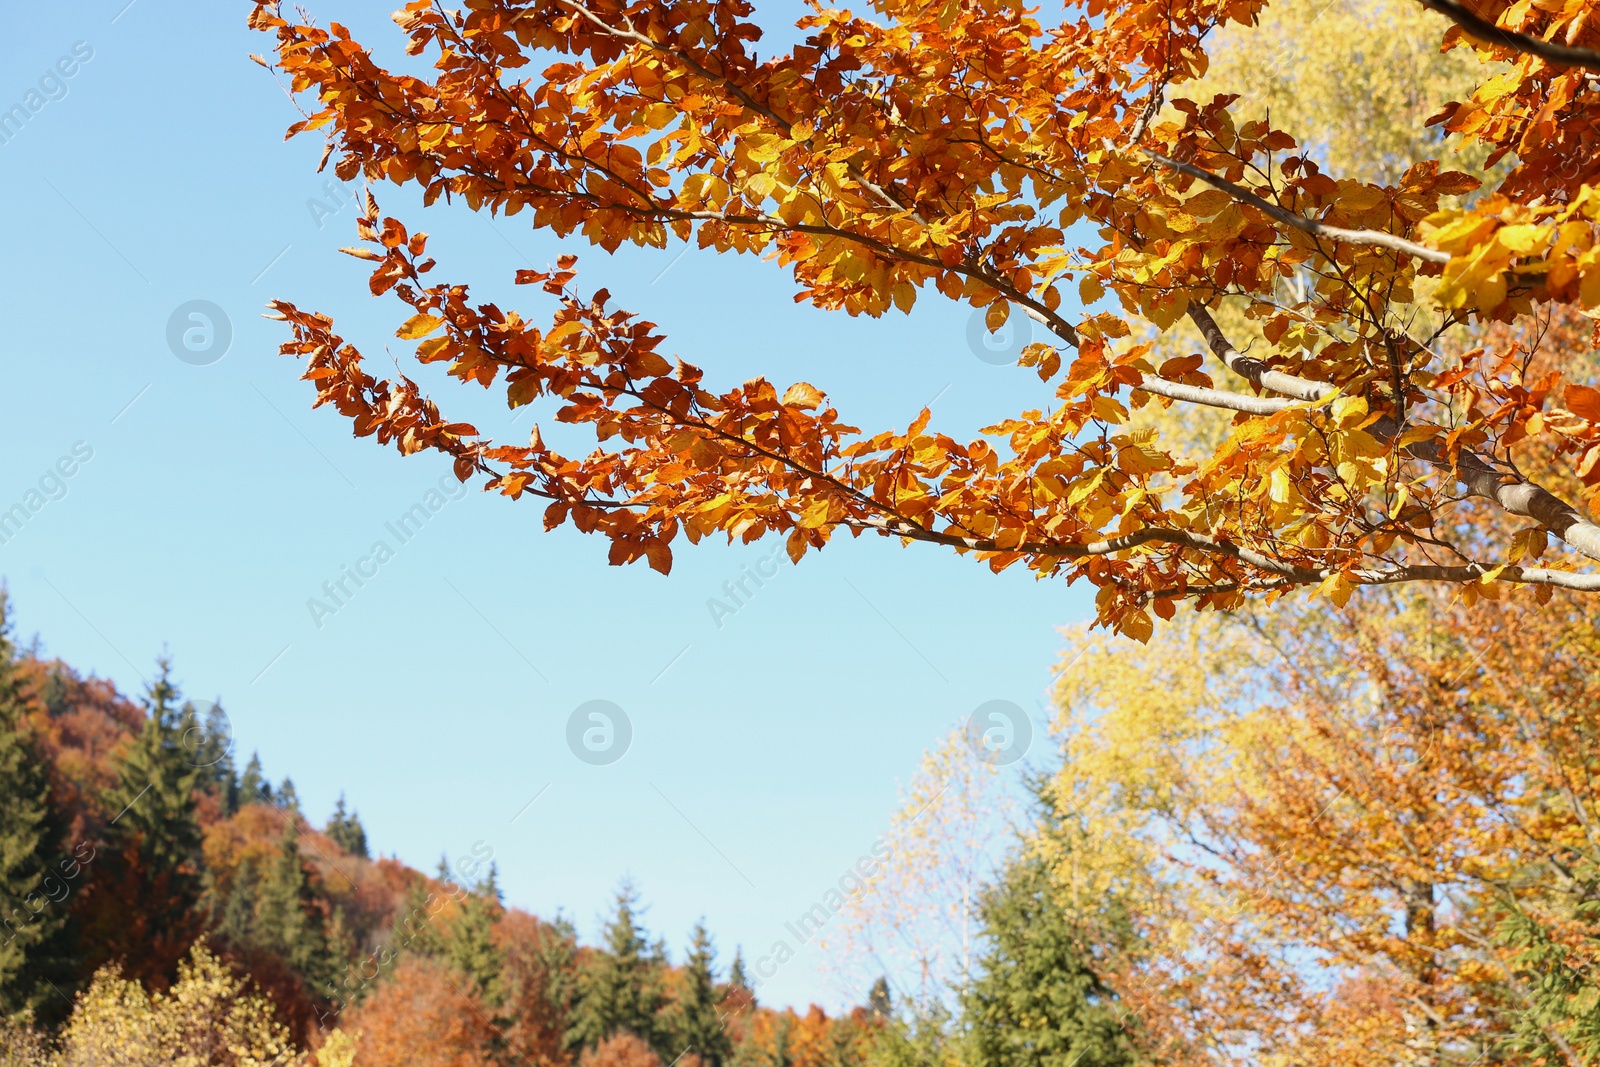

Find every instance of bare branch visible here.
[1132,375,1304,414]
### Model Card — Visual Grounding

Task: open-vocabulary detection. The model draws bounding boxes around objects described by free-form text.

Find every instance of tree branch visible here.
[1132,375,1303,414]
[1188,303,1600,569]
[1415,0,1600,73]
[1145,150,1452,264]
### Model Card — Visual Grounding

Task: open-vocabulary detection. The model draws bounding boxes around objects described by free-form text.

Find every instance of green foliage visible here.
[445,875,506,1010]
[0,591,68,1018]
[109,660,202,880]
[667,921,732,1067]
[962,790,1143,1067]
[569,881,666,1054]
[323,795,367,859]
[866,978,891,1021]
[253,824,334,988]
[861,1004,960,1067]
[239,753,268,806]
[1494,900,1600,1063]
[726,948,751,1000]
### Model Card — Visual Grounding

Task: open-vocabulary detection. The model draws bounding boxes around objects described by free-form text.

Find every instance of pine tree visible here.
[962,792,1143,1067]
[568,881,665,1054]
[447,874,506,1009]
[324,794,369,858]
[0,589,68,1016]
[726,949,752,1000]
[239,753,269,805]
[84,657,207,987]
[867,977,892,1020]
[275,777,300,815]
[183,700,237,812]
[252,822,332,987]
[110,659,203,891]
[668,921,731,1067]
[390,878,447,959]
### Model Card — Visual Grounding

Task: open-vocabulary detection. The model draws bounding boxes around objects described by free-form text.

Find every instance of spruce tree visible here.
[275,777,300,814]
[867,977,892,1020]
[217,858,260,947]
[324,794,369,858]
[390,877,447,958]
[726,948,752,1000]
[183,700,237,812]
[110,659,203,893]
[253,822,333,987]
[0,589,68,1016]
[85,657,207,988]
[568,881,665,1053]
[447,873,506,1009]
[668,921,732,1067]
[962,793,1143,1067]
[239,753,269,805]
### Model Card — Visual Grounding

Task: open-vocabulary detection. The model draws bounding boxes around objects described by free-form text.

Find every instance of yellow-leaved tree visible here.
[6,945,361,1067]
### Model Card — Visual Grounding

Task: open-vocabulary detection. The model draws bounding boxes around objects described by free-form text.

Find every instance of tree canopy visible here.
[250,0,1600,638]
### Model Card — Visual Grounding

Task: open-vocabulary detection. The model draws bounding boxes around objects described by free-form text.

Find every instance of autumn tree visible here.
[249,0,1600,638]
[502,910,582,1067]
[1041,582,1600,1065]
[825,726,1014,1011]
[344,955,501,1067]
[51,944,323,1067]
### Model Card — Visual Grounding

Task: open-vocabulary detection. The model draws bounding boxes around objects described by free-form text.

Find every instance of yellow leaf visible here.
[782,382,825,410]
[397,314,446,340]
[1331,395,1368,428]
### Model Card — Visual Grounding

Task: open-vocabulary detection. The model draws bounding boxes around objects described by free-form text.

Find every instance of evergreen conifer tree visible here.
[568,881,665,1053]
[239,753,269,805]
[867,977,892,1020]
[962,787,1143,1067]
[726,948,752,1000]
[446,874,506,1008]
[252,822,333,987]
[324,794,369,858]
[669,921,732,1067]
[390,877,447,958]
[0,589,68,1016]
[110,659,203,892]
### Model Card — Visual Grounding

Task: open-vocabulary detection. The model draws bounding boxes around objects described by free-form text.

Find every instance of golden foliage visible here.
[249,0,1600,635]
[1044,586,1600,1063]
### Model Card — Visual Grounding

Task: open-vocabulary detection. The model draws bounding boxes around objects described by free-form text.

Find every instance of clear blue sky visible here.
[0,0,1092,1011]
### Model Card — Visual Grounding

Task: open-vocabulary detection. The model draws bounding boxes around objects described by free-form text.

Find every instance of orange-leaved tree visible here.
[250,0,1600,638]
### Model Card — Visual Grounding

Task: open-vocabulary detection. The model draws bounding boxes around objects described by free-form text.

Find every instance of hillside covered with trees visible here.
[0,590,896,1066]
